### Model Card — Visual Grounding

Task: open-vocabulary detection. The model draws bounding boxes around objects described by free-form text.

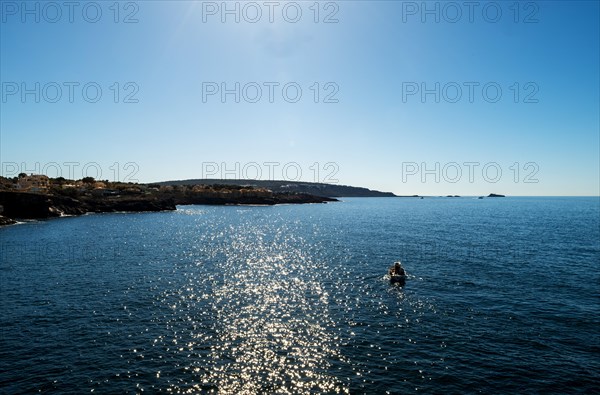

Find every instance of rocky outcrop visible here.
[0,215,17,226]
[0,191,85,219]
[0,191,176,224]
[0,189,334,226]
[487,193,506,198]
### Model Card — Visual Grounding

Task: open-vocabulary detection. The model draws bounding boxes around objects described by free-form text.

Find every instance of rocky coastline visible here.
[0,191,177,221]
[0,187,337,225]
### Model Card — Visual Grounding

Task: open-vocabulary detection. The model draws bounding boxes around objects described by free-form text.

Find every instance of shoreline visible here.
[0,190,337,227]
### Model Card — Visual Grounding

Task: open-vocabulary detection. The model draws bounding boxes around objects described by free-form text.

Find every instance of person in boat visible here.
[390,261,406,276]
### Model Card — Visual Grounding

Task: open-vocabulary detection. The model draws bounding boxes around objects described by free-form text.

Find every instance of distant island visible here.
[0,175,338,225]
[477,193,507,199]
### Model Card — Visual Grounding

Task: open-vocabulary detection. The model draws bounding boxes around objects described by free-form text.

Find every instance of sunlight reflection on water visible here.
[154,215,349,394]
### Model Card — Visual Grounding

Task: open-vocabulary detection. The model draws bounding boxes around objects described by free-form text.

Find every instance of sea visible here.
[1,197,599,394]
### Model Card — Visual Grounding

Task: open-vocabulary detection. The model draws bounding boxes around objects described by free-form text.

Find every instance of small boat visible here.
[389,274,406,284]
[389,261,407,284]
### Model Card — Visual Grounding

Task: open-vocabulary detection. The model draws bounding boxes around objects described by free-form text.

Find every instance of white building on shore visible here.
[16,174,50,192]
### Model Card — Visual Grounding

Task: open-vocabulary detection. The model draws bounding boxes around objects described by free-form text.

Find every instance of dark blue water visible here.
[1,197,599,393]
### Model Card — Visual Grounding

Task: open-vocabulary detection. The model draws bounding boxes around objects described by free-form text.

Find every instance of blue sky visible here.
[1,1,599,196]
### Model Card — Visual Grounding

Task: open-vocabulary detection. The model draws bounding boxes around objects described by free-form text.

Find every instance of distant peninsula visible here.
[0,175,338,225]
[156,179,399,198]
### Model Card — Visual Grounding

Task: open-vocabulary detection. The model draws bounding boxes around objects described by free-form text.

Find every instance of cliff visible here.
[0,187,336,225]
[0,191,176,221]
